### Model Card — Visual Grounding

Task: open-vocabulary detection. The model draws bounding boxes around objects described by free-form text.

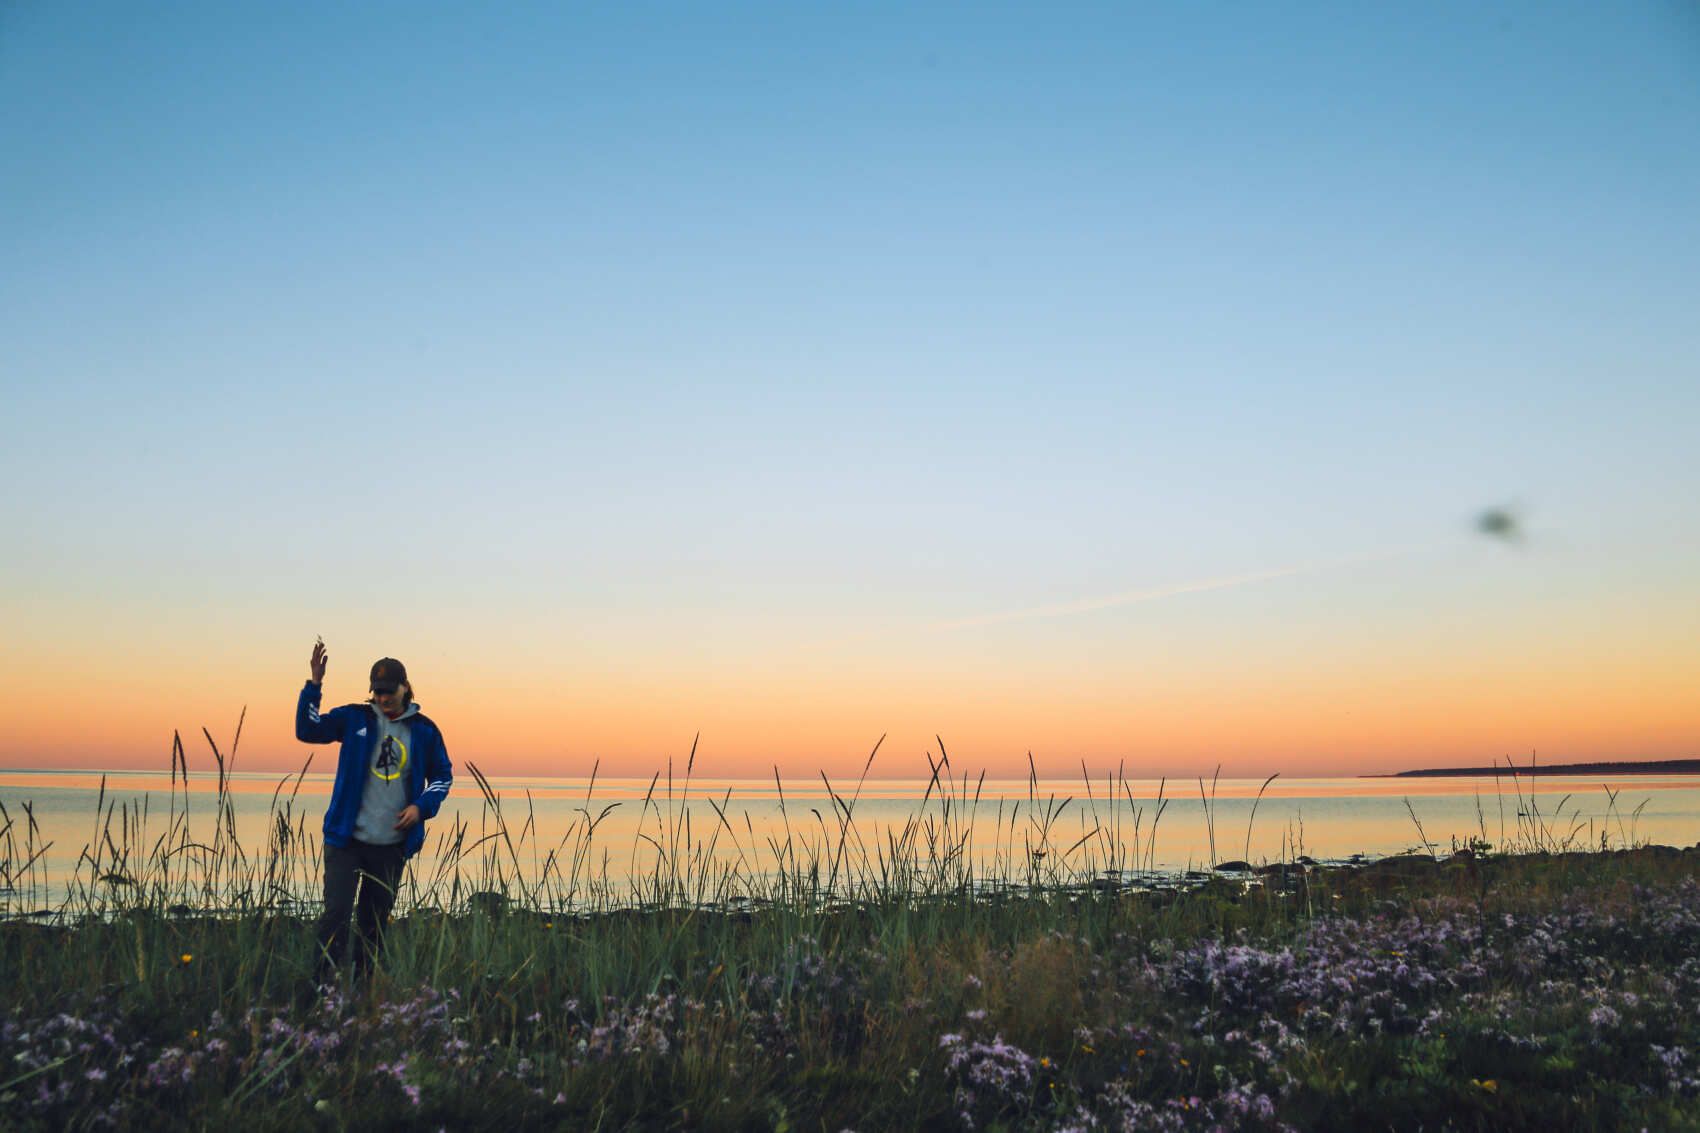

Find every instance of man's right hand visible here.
[310,639,328,685]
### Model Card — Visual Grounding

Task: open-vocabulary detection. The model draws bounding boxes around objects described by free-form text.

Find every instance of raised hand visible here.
[310,637,328,685]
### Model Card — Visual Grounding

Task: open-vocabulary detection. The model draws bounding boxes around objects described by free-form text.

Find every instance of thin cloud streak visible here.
[931,547,1427,633]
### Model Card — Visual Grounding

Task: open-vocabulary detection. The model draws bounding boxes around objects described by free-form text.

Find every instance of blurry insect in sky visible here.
[1474,506,1524,544]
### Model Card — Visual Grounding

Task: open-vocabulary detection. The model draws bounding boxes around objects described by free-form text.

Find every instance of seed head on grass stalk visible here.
[467,761,530,909]
[1403,798,1436,859]
[1197,764,1222,870]
[1244,773,1279,867]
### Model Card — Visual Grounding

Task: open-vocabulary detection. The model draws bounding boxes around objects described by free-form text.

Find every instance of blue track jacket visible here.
[295,681,453,858]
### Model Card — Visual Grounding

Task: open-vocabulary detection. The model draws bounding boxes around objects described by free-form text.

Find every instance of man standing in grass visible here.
[297,640,453,982]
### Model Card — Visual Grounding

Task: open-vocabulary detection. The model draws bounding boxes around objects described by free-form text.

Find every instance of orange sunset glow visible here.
[4,551,1693,781]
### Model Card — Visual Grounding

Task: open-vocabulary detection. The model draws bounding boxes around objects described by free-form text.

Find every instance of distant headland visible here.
[1371,759,1700,778]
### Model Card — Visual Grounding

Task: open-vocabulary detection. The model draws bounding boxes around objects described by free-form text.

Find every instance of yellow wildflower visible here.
[180,953,193,965]
[1471,1078,1499,1094]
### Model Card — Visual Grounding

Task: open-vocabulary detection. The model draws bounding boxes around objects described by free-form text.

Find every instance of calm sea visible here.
[3,768,1697,911]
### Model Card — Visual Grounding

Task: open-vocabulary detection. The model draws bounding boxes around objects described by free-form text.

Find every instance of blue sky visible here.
[3,2,1697,774]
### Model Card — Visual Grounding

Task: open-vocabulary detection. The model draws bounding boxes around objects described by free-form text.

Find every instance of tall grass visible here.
[3,731,1217,925]
[0,727,1660,931]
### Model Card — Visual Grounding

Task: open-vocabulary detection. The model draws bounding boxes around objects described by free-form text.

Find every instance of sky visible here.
[2,2,1697,781]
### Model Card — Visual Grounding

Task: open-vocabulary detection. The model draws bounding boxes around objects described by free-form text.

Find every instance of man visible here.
[296,640,453,982]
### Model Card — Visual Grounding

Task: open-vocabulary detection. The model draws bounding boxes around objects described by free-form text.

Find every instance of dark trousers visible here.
[315,839,407,980]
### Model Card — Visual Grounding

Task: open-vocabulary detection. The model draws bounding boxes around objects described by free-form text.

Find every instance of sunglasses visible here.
[371,686,400,696]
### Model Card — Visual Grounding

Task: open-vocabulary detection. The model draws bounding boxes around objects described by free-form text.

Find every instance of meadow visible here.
[3,727,1699,1131]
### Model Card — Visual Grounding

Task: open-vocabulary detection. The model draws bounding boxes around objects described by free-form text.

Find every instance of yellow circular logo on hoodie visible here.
[373,734,408,782]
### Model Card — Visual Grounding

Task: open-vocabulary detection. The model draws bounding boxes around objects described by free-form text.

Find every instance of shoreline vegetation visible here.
[1373,757,1700,779]
[4,727,1700,1129]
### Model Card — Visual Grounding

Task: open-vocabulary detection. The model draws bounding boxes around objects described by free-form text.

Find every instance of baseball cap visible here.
[369,658,408,693]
